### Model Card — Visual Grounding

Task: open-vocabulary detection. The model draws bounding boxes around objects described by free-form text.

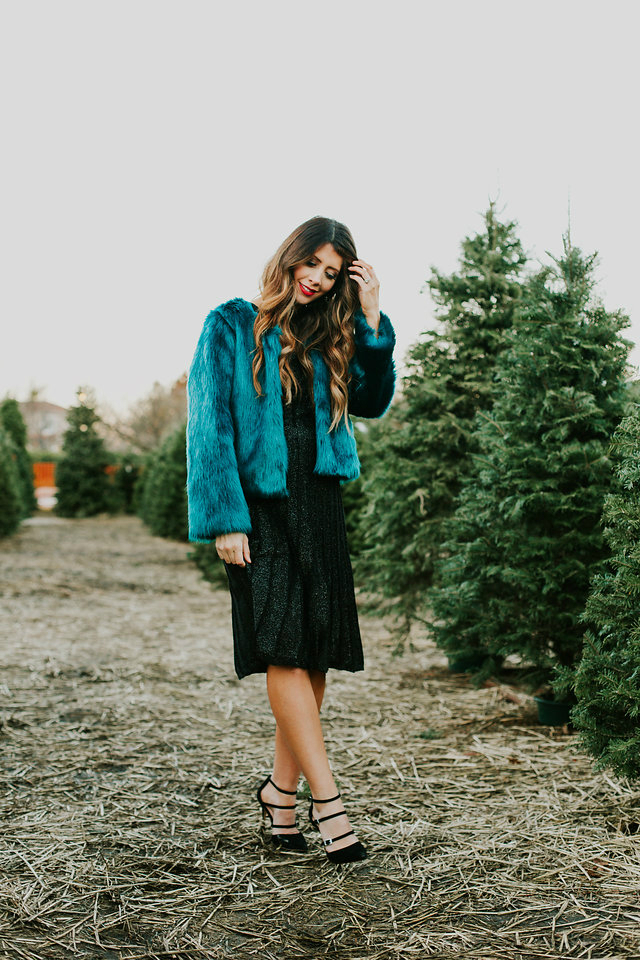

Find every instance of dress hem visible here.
[235,660,365,681]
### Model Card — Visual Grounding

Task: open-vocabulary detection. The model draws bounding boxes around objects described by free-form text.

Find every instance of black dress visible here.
[224,351,364,680]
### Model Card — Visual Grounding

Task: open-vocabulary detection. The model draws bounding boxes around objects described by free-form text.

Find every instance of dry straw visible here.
[1,516,639,959]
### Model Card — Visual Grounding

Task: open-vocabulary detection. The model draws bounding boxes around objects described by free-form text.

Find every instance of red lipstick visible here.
[299,282,316,297]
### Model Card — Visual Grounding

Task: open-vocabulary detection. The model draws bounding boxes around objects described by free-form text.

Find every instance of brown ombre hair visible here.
[251,216,361,432]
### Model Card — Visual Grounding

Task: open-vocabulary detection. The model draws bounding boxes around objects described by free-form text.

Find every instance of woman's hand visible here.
[349,259,380,334]
[216,532,251,566]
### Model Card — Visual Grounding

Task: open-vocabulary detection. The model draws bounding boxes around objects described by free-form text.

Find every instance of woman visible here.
[186,216,396,864]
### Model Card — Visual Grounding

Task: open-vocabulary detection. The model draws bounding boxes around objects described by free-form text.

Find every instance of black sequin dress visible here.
[224,352,364,680]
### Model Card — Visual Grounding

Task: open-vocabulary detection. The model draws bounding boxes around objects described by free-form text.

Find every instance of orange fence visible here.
[32,462,120,487]
[33,462,56,487]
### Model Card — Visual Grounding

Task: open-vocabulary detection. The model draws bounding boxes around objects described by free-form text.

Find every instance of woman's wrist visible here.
[363,311,381,337]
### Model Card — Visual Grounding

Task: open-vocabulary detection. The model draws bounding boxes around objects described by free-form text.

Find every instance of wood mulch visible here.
[1,515,639,959]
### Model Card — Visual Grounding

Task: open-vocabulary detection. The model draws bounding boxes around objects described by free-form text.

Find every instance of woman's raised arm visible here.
[347,308,396,419]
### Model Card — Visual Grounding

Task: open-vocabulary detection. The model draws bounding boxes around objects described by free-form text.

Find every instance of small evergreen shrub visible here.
[55,398,113,518]
[341,419,376,558]
[190,542,227,586]
[111,453,143,515]
[0,397,36,517]
[138,424,188,541]
[570,410,640,779]
[0,426,23,537]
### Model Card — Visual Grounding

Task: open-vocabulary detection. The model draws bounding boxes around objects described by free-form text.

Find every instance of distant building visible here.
[20,400,68,453]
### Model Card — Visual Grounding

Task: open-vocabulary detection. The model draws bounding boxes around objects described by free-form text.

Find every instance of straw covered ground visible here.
[1,515,639,960]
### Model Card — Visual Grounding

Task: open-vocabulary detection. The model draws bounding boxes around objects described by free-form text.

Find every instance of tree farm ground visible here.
[1,515,639,960]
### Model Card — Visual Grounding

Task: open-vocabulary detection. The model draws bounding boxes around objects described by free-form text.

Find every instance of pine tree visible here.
[353,203,527,635]
[0,397,37,517]
[0,426,23,537]
[431,236,632,689]
[55,394,113,518]
[570,410,640,779]
[190,541,227,586]
[138,425,188,541]
[627,379,640,404]
[111,453,142,515]
[341,420,377,558]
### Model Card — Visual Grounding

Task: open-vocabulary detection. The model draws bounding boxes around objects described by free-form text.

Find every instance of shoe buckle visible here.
[323,837,333,846]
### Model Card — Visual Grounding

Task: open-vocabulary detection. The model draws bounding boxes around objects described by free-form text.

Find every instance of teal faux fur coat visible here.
[186,297,396,542]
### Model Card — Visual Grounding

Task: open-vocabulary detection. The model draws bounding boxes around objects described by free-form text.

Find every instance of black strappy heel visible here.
[256,775,308,852]
[308,791,368,863]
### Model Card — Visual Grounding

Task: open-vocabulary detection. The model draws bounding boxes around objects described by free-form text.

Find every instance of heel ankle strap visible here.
[313,809,346,825]
[310,792,341,804]
[269,776,297,796]
[323,829,355,847]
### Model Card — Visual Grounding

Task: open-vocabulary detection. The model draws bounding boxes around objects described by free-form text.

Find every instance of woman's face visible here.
[292,243,343,305]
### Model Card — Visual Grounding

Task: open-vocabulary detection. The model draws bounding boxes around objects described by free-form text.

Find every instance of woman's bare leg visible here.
[260,670,325,835]
[272,669,326,791]
[260,666,361,853]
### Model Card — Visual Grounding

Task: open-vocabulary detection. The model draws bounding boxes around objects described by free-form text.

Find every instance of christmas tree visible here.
[138,425,188,541]
[570,409,640,779]
[55,393,113,518]
[340,419,377,558]
[431,235,631,689]
[353,203,527,636]
[0,426,22,537]
[111,452,142,515]
[0,397,36,516]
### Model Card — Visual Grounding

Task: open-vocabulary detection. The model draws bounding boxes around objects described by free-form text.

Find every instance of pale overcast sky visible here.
[1,0,638,413]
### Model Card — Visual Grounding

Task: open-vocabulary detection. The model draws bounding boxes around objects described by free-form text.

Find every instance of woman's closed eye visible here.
[307,259,337,281]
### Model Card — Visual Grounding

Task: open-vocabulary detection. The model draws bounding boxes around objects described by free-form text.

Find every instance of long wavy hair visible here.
[251,216,361,432]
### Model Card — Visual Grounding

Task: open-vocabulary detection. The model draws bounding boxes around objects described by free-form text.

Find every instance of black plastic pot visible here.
[534,695,573,726]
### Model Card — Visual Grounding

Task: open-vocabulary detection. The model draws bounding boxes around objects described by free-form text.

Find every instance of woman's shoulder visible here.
[217,296,259,313]
[203,297,258,332]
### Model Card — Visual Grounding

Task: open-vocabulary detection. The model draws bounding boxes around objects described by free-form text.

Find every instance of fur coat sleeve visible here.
[348,309,396,418]
[186,308,252,542]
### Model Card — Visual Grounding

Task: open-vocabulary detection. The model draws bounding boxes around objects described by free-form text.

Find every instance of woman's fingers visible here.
[349,260,378,286]
[216,532,248,565]
[349,259,381,318]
